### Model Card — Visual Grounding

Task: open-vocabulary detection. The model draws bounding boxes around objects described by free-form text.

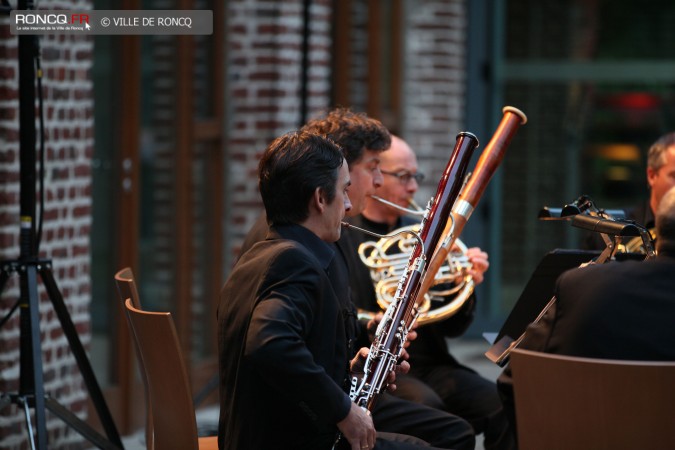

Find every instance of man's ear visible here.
[312,187,326,213]
[647,167,657,189]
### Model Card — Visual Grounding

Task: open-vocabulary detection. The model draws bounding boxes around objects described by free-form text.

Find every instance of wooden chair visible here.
[114,267,154,449]
[115,267,217,449]
[509,348,675,450]
[114,267,142,310]
[123,298,218,450]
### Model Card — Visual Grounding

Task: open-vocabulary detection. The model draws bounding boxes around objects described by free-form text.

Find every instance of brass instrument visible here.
[356,105,528,325]
[357,198,474,325]
[333,131,479,449]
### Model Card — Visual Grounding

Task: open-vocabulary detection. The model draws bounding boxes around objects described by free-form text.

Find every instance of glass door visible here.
[490,0,675,317]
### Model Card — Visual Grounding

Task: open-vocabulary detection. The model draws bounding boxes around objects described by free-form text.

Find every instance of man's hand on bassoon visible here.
[349,347,410,393]
[367,312,418,347]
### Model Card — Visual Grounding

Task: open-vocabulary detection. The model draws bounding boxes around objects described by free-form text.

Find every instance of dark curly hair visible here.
[300,107,391,167]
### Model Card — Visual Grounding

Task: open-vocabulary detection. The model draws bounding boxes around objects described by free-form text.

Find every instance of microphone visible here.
[571,214,640,237]
[537,207,565,220]
[537,204,625,220]
[561,204,626,219]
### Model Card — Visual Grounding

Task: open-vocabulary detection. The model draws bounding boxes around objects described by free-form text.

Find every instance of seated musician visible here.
[236,108,476,450]
[217,130,466,450]
[497,185,675,443]
[630,131,675,235]
[585,131,675,252]
[345,135,515,450]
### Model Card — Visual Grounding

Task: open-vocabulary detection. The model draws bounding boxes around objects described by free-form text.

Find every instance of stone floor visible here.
[121,337,503,450]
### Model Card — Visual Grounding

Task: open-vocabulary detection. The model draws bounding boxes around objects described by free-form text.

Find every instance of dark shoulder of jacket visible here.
[556,259,641,290]
[240,238,322,274]
[237,212,269,262]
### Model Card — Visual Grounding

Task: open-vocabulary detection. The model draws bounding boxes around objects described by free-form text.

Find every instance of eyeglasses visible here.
[381,170,425,184]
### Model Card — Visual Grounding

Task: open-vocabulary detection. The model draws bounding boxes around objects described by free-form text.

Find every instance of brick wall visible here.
[333,0,468,206]
[222,0,468,271]
[223,0,332,269]
[0,2,93,448]
[401,0,467,204]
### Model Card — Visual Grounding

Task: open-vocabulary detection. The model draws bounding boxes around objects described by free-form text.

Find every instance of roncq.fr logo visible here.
[15,13,90,26]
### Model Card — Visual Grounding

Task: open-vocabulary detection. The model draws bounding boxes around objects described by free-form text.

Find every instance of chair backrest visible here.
[510,348,675,450]
[124,298,200,450]
[114,267,142,309]
[114,267,154,449]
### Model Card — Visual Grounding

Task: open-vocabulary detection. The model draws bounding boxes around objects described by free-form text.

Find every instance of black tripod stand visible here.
[0,2,123,449]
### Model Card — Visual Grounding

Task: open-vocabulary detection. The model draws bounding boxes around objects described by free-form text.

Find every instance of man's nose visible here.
[373,168,384,188]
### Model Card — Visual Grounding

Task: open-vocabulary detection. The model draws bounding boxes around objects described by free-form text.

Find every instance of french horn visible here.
[356,196,475,325]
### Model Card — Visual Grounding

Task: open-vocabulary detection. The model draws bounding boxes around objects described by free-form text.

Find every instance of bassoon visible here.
[335,107,526,448]
[343,131,479,415]
[419,106,527,298]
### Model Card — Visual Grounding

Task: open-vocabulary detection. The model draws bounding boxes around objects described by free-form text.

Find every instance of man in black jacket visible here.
[497,185,675,444]
[235,109,475,450]
[218,131,456,450]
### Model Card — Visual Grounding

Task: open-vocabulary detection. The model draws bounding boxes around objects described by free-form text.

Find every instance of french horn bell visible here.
[356,196,475,325]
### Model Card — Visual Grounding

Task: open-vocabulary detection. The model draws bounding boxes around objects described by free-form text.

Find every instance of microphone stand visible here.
[0,2,122,448]
[486,205,652,367]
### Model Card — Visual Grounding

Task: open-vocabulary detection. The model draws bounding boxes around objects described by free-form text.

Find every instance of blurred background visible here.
[1,0,675,447]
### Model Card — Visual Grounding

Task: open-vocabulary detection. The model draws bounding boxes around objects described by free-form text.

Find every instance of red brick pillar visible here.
[402,0,468,202]
[223,0,332,268]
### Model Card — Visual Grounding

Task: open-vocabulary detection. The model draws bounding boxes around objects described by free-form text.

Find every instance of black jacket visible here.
[497,252,675,437]
[218,224,352,450]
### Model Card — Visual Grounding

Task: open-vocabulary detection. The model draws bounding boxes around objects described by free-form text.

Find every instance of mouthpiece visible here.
[341,221,425,254]
[370,195,425,216]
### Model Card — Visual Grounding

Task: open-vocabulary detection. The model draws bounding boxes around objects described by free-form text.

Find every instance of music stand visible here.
[484,249,599,366]
[0,2,122,448]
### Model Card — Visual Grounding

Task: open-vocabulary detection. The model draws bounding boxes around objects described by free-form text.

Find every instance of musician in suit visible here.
[497,185,675,445]
[346,135,516,450]
[218,131,451,450]
[236,108,475,450]
[629,131,675,232]
[586,131,675,251]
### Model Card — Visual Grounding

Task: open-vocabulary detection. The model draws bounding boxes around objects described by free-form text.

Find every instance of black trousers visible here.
[370,392,475,450]
[374,432,449,450]
[336,431,451,450]
[393,367,516,450]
